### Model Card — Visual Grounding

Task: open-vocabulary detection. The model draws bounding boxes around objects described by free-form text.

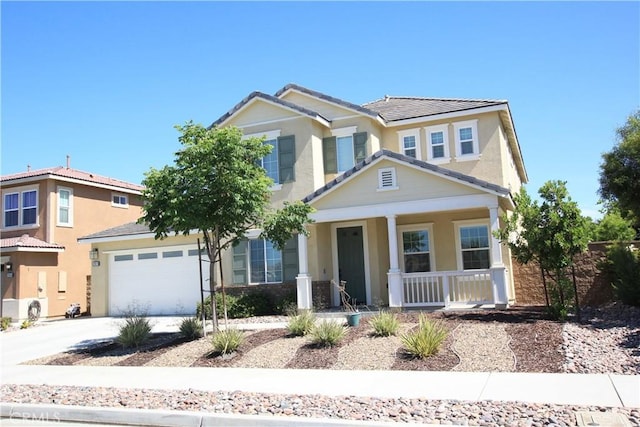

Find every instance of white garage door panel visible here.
[109,248,207,316]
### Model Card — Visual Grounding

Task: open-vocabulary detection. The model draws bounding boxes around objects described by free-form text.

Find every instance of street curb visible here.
[0,403,445,427]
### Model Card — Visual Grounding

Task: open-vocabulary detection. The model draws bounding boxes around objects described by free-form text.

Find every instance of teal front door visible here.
[337,226,366,305]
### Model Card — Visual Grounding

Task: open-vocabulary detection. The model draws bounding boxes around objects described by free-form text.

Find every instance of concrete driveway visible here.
[0,316,183,366]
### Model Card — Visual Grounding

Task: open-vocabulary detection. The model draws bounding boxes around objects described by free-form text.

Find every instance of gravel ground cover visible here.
[2,303,639,426]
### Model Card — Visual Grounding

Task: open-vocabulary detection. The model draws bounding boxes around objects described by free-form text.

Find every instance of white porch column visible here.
[489,206,508,308]
[296,232,313,310]
[489,206,504,267]
[386,215,403,308]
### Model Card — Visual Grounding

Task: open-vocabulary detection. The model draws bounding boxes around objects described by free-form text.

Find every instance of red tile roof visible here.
[1,166,144,193]
[1,234,65,251]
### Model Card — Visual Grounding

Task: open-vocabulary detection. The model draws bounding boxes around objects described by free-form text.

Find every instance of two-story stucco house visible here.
[81,83,527,316]
[1,163,143,320]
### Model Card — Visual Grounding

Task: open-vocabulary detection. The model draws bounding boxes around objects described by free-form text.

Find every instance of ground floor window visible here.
[398,224,433,273]
[250,239,282,283]
[233,236,298,285]
[458,224,490,269]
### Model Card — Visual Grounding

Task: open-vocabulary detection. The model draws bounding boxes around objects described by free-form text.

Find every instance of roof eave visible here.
[498,108,529,184]
[1,174,143,195]
[212,93,331,129]
[276,84,385,125]
[0,246,65,253]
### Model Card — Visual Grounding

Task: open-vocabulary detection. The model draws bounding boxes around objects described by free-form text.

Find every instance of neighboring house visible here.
[1,163,143,320]
[81,83,527,316]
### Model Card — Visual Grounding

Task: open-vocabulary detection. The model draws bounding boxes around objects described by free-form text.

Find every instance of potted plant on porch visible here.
[333,280,361,327]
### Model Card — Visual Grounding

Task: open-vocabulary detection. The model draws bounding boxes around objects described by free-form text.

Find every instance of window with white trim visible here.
[232,236,298,285]
[245,129,296,187]
[377,167,397,191]
[424,124,450,163]
[456,223,490,270]
[249,239,282,283]
[397,129,421,159]
[453,120,480,160]
[323,126,368,174]
[57,187,73,226]
[399,225,434,273]
[112,193,128,208]
[3,187,38,228]
[262,138,279,184]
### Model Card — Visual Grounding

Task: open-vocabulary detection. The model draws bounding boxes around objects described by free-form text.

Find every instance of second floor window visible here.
[57,187,73,226]
[246,130,296,186]
[323,128,368,174]
[425,124,450,163]
[397,129,421,159]
[3,188,38,228]
[453,120,480,159]
[112,194,128,207]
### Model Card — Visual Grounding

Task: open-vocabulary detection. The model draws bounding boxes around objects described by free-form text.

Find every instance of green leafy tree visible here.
[591,209,637,242]
[496,181,590,320]
[599,110,640,231]
[140,123,313,330]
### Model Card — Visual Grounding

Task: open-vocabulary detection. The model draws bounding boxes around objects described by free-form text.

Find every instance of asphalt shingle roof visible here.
[302,149,510,204]
[78,222,151,240]
[363,96,507,123]
[1,167,144,193]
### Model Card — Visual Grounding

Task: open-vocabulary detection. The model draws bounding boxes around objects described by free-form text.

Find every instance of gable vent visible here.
[378,167,398,191]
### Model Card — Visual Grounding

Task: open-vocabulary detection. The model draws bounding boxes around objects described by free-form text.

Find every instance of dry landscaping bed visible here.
[24,307,567,373]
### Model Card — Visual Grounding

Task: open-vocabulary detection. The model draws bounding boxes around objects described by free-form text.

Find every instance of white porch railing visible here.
[402,269,493,307]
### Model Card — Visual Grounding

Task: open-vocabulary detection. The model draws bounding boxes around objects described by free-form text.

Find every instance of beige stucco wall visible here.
[379,112,509,189]
[313,158,486,211]
[229,101,299,128]
[280,92,357,120]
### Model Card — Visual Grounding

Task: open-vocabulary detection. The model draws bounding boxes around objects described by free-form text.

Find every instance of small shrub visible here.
[370,311,400,337]
[117,315,151,349]
[605,243,640,306]
[401,315,448,358]
[20,320,32,330]
[197,291,276,320]
[211,328,244,355]
[287,310,316,336]
[1,317,12,331]
[275,291,297,315]
[309,320,345,347]
[179,317,203,340]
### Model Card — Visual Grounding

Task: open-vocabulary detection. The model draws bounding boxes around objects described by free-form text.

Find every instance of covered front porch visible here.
[294,194,513,311]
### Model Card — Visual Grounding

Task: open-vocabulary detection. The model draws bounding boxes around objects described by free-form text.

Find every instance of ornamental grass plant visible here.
[401,314,448,358]
[286,310,316,336]
[309,320,346,347]
[211,328,244,355]
[370,311,400,337]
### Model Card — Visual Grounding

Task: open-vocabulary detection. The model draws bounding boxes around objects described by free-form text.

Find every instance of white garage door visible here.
[109,245,209,316]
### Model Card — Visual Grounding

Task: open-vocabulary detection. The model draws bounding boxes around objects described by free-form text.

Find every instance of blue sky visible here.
[2,1,638,219]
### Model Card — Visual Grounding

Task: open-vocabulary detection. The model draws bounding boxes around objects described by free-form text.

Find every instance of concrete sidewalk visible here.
[1,317,639,426]
[2,364,639,408]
